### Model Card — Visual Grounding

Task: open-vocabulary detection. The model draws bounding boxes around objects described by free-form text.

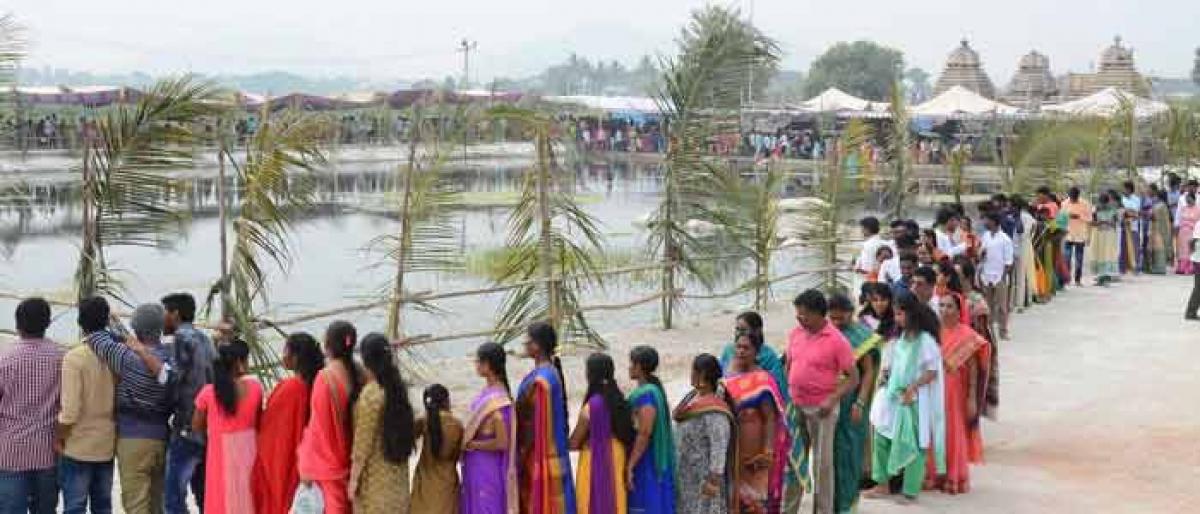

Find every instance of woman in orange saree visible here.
[927,294,990,494]
[297,321,363,514]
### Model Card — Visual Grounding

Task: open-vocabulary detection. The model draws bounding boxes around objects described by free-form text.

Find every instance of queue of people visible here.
[1,179,1196,514]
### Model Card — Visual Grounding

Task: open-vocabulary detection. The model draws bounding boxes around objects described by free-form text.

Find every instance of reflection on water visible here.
[2,157,816,355]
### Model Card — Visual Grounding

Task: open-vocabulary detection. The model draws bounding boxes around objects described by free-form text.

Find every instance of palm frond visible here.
[487,106,608,348]
[75,75,226,299]
[884,81,911,219]
[801,118,872,295]
[1009,119,1104,195]
[649,5,780,328]
[224,107,330,381]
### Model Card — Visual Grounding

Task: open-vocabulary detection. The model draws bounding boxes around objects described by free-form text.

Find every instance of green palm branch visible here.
[370,103,464,341]
[222,106,330,380]
[75,76,224,300]
[1009,119,1105,195]
[884,81,911,220]
[801,118,873,294]
[649,5,779,329]
[1163,103,1198,179]
[487,105,607,348]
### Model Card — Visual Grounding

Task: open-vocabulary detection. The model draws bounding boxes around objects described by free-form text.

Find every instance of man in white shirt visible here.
[934,208,968,258]
[1185,218,1200,321]
[855,217,889,277]
[979,212,1015,339]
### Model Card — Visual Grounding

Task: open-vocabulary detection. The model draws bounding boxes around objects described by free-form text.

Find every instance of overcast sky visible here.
[7,0,1198,84]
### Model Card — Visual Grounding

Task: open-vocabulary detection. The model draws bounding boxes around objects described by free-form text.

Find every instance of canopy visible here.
[542,95,661,114]
[1041,87,1168,118]
[15,85,140,107]
[911,86,1020,117]
[797,88,888,113]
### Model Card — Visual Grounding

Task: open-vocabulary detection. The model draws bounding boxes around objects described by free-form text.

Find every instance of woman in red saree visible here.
[297,321,364,514]
[252,333,326,514]
[927,294,990,494]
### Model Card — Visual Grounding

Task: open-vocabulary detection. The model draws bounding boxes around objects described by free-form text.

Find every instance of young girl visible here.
[350,333,417,513]
[461,342,518,514]
[193,339,262,514]
[627,346,676,514]
[411,384,464,513]
[867,294,945,504]
[516,323,576,513]
[569,353,635,514]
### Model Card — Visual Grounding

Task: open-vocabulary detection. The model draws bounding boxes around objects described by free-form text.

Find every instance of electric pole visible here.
[457,39,478,90]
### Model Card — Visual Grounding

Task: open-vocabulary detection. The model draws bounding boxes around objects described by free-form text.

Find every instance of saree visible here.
[930,323,990,493]
[1092,207,1121,280]
[627,384,676,514]
[252,377,311,514]
[674,392,738,514]
[517,366,576,514]
[1148,201,1174,274]
[966,291,998,419]
[576,395,627,514]
[297,370,353,514]
[1176,204,1200,274]
[720,343,791,405]
[1119,200,1140,273]
[461,385,518,514]
[1031,220,1053,300]
[833,323,881,513]
[724,369,790,514]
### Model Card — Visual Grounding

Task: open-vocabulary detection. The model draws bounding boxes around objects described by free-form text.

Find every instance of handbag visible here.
[290,483,325,514]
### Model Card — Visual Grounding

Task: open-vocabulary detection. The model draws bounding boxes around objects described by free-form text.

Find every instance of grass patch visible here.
[463,246,654,282]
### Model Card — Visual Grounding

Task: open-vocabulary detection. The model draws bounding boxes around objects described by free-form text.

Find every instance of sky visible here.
[6,0,1199,85]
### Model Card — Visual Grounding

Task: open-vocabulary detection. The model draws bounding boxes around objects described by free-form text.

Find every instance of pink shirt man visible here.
[786,320,855,407]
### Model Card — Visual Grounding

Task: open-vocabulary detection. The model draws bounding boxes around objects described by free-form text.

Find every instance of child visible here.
[410,384,464,513]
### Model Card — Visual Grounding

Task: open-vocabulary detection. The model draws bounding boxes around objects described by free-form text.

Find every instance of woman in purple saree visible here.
[461,342,519,514]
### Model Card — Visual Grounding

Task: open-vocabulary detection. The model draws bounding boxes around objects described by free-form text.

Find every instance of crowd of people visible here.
[1,175,1198,514]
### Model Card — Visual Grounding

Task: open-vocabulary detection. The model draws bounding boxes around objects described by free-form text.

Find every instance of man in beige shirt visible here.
[1063,186,1094,286]
[55,339,116,514]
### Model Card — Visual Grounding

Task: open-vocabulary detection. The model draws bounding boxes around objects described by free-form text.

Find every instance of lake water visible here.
[1,156,821,356]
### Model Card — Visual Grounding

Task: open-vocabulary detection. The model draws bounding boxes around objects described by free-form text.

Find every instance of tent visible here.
[542,95,661,115]
[16,85,140,107]
[911,86,1020,117]
[797,88,888,113]
[1041,87,1168,118]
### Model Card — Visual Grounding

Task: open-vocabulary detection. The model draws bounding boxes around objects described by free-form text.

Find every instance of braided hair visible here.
[630,345,669,407]
[583,353,635,447]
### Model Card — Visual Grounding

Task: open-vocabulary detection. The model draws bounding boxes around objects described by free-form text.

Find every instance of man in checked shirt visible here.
[0,298,66,514]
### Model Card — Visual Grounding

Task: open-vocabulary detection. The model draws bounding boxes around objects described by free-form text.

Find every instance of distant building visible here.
[1062,36,1149,99]
[933,39,997,99]
[1001,50,1058,110]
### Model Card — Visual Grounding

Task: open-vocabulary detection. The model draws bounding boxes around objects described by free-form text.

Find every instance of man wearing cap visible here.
[83,299,172,514]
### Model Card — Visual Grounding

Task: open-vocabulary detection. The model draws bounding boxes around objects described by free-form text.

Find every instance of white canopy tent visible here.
[797,88,889,113]
[1041,87,1168,118]
[911,86,1021,117]
[542,95,661,114]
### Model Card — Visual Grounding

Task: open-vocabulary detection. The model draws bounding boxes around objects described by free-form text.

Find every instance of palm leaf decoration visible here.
[1163,103,1199,180]
[800,118,873,294]
[649,5,779,329]
[884,81,911,220]
[487,105,607,348]
[948,144,969,205]
[1009,119,1105,195]
[371,102,463,341]
[222,106,330,380]
[75,76,224,300]
[703,161,782,311]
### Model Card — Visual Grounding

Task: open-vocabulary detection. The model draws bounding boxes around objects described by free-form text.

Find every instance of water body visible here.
[1,156,825,354]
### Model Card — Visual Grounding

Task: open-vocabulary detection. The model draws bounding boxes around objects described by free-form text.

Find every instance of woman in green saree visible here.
[1147,190,1174,275]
